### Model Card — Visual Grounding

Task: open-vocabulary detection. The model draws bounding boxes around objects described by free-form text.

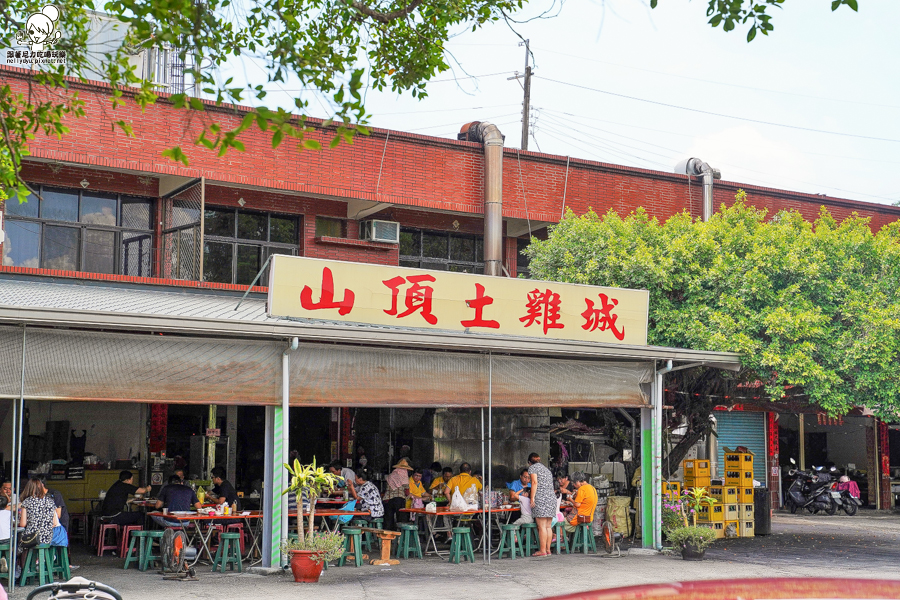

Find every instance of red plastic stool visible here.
[226,523,246,554]
[207,524,225,554]
[119,525,143,557]
[97,523,120,557]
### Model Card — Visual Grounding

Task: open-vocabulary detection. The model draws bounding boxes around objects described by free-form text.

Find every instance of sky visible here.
[218,1,900,206]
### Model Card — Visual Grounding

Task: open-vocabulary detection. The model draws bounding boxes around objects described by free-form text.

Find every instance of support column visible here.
[799,414,806,471]
[206,405,217,478]
[226,406,238,484]
[262,405,284,568]
[640,407,654,548]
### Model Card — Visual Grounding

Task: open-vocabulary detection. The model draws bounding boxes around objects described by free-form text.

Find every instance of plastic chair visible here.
[497,524,522,559]
[448,527,475,564]
[226,523,246,554]
[519,522,539,556]
[140,531,164,571]
[119,525,142,558]
[212,532,243,572]
[571,522,597,554]
[50,546,71,581]
[552,521,570,554]
[0,541,11,584]
[350,519,372,552]
[396,523,422,559]
[337,528,364,567]
[20,544,54,586]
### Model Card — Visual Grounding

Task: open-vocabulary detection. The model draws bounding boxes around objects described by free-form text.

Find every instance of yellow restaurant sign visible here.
[267,255,649,346]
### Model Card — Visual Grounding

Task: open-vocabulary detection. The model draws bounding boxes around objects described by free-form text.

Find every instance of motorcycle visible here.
[784,458,843,515]
[813,465,862,516]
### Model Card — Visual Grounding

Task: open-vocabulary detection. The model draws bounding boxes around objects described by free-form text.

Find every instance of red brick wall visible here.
[6,67,899,232]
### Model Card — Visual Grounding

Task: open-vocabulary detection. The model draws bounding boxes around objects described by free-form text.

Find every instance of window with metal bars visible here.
[2,185,154,277]
[398,227,484,273]
[202,207,299,285]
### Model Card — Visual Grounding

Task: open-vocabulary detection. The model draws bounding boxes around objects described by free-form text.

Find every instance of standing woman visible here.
[527,452,555,557]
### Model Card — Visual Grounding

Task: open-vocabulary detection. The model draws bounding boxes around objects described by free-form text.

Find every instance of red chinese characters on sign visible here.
[383,274,438,325]
[300,267,355,315]
[520,288,564,335]
[461,283,500,329]
[581,293,625,341]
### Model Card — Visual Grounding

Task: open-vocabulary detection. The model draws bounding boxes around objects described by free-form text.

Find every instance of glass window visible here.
[399,259,420,269]
[80,193,118,226]
[422,232,448,259]
[41,189,79,222]
[269,216,297,244]
[42,225,80,271]
[171,199,200,228]
[315,217,343,238]
[5,191,38,218]
[399,229,420,256]
[450,235,475,262]
[203,241,234,284]
[2,220,41,267]
[475,238,484,263]
[237,212,266,241]
[83,229,116,274]
[204,208,235,238]
[121,232,152,277]
[122,199,153,230]
[236,244,261,285]
[517,238,531,277]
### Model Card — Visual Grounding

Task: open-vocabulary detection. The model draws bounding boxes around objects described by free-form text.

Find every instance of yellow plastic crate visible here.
[724,520,740,539]
[684,476,712,489]
[725,470,754,487]
[662,481,682,499]
[709,486,739,504]
[740,503,755,519]
[683,459,711,478]
[724,448,755,471]
[699,522,725,540]
[724,503,740,521]
[740,487,755,503]
[697,503,725,523]
[739,520,755,538]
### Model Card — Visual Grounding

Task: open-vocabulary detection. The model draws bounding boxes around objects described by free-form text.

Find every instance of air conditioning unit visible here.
[360,219,400,244]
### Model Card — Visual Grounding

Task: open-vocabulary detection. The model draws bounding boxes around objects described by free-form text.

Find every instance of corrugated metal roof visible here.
[0,277,742,369]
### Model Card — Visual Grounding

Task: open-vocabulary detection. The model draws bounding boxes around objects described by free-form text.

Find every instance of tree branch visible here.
[345,0,425,24]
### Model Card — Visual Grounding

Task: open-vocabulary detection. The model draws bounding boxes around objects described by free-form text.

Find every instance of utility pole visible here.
[507,39,532,151]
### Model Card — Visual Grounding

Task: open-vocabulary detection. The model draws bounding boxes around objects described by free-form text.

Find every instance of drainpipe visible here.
[459,122,505,276]
[675,158,722,221]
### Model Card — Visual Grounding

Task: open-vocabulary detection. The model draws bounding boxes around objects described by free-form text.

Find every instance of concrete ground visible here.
[12,512,900,599]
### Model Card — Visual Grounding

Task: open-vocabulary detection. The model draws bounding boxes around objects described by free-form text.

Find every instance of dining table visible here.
[401,506,518,558]
[146,510,265,566]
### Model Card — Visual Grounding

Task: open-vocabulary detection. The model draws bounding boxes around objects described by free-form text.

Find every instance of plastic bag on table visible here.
[425,502,437,513]
[463,484,479,510]
[449,489,468,511]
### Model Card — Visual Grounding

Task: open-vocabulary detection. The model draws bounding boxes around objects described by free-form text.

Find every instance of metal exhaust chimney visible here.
[460,122,505,276]
[675,158,722,221]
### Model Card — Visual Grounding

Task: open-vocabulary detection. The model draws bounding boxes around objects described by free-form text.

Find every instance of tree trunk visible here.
[662,422,711,480]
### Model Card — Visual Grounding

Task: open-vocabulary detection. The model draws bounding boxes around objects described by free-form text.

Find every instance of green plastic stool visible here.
[337,528,364,567]
[20,544,54,586]
[140,531,164,572]
[0,542,11,584]
[448,527,475,564]
[552,521,570,554]
[497,524,522,559]
[212,532,243,572]
[570,522,597,554]
[518,522,539,556]
[50,546,71,581]
[351,519,373,552]
[123,530,151,570]
[396,523,422,559]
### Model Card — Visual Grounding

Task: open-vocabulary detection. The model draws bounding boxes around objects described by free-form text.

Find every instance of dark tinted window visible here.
[237,212,266,241]
[422,232,448,259]
[269,216,297,244]
[315,217,343,238]
[204,208,235,237]
[204,241,234,284]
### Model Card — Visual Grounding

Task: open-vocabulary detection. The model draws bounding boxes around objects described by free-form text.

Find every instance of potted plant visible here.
[282,458,344,583]
[667,488,718,561]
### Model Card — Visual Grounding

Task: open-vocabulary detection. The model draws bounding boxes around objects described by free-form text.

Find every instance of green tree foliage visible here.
[525,193,900,418]
[650,0,859,42]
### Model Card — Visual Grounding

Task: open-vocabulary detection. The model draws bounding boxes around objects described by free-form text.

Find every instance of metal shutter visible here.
[716,411,766,482]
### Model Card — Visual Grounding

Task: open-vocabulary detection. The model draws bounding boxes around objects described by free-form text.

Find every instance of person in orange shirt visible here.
[564,472,598,534]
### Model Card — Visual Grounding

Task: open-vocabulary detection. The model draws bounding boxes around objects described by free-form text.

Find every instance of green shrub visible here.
[666,526,717,551]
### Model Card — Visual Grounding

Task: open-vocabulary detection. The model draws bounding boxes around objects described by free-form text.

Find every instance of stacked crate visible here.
[662,481,682,500]
[682,459,711,489]
[724,449,755,537]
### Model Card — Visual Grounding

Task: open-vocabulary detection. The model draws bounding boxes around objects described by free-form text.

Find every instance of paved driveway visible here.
[29,512,900,600]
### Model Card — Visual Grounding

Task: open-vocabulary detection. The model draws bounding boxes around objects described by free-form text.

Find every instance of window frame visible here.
[399,227,485,274]
[202,206,300,285]
[3,184,155,277]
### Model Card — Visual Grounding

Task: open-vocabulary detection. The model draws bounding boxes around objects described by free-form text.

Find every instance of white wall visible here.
[0,401,145,464]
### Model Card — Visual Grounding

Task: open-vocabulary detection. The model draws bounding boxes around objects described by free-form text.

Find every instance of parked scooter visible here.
[813,465,862,516]
[784,458,843,515]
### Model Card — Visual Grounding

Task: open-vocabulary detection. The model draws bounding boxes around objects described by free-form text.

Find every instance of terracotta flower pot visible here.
[289,550,325,583]
[680,541,706,561]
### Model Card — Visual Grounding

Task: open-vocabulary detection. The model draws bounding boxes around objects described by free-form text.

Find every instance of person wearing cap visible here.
[383,457,413,530]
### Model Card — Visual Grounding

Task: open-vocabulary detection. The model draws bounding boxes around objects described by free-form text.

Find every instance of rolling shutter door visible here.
[716,411,766,482]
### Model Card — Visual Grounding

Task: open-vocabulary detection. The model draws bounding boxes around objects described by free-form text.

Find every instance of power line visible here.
[535,76,900,144]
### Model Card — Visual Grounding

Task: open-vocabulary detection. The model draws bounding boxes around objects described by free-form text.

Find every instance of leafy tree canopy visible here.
[1,0,861,202]
[525,193,900,419]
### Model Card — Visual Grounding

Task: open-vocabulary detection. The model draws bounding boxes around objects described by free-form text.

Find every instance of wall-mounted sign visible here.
[206,428,221,437]
[267,255,649,346]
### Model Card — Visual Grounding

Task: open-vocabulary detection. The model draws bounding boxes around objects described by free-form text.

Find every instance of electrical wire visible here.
[535,76,900,144]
